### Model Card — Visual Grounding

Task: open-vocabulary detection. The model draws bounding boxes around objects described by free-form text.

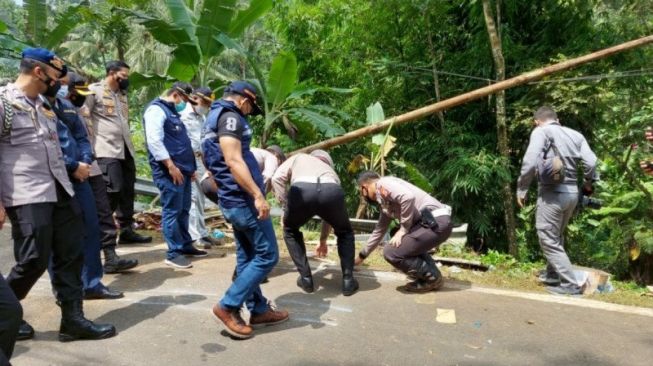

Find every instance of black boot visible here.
[341,269,359,296]
[17,320,34,341]
[58,300,116,342]
[403,255,444,293]
[103,247,138,273]
[118,228,152,244]
[284,226,314,292]
[296,275,314,293]
[337,230,358,296]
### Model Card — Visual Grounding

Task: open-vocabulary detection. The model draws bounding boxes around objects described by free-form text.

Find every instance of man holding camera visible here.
[517,106,598,295]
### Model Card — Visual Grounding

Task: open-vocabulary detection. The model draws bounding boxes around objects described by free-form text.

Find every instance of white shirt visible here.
[143,104,169,161]
[251,147,279,186]
[179,103,205,153]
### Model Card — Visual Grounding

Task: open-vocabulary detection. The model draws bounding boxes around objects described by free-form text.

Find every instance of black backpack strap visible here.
[541,129,554,159]
[541,126,565,159]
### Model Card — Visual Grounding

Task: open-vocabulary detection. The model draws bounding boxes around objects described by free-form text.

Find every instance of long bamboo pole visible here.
[292,35,653,154]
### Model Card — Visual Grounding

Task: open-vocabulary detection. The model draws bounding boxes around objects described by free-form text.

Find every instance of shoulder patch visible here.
[225,116,238,131]
[42,108,56,119]
[10,101,29,112]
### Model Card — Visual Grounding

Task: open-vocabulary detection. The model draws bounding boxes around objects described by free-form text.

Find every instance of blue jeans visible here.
[154,175,193,260]
[219,205,278,315]
[48,180,104,292]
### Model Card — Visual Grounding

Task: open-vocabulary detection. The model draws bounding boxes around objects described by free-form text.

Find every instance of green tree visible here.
[121,0,273,86]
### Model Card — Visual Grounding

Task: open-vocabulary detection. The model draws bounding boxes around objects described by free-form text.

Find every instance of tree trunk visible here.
[355,197,368,219]
[117,39,126,62]
[290,35,653,155]
[425,17,445,129]
[482,0,518,257]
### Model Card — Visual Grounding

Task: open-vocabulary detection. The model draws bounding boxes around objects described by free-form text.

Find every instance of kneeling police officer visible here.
[356,171,453,292]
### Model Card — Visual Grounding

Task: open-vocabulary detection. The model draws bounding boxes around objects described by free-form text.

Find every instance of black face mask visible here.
[69,94,86,108]
[117,77,129,91]
[361,187,377,205]
[39,73,61,98]
[364,195,377,205]
[44,80,62,98]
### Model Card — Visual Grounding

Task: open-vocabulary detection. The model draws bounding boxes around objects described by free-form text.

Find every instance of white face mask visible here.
[56,84,69,99]
[194,105,209,116]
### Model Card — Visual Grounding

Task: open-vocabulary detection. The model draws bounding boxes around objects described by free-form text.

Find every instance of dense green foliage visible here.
[2,0,653,281]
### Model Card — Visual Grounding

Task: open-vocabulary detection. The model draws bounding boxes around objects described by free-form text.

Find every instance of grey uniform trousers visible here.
[536,190,582,290]
[189,179,208,241]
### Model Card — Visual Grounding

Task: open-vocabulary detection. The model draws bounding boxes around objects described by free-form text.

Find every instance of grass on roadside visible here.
[296,230,653,309]
[148,221,653,309]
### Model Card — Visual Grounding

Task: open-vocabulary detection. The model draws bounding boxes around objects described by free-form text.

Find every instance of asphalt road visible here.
[1,228,652,366]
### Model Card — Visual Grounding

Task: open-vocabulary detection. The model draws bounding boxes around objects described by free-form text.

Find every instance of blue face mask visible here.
[175,101,187,112]
[56,84,69,99]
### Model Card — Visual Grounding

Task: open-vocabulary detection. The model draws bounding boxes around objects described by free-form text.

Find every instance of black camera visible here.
[578,193,602,210]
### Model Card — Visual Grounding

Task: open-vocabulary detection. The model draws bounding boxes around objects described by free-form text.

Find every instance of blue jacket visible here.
[201,99,264,208]
[54,97,93,174]
[143,98,196,180]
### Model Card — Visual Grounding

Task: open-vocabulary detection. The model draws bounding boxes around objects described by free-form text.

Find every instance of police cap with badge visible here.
[193,86,215,104]
[1,47,67,137]
[224,81,263,116]
[22,47,68,77]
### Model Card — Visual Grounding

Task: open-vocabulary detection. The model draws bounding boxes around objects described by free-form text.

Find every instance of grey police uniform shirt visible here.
[516,121,597,199]
[0,83,74,207]
[362,176,447,257]
[82,79,134,160]
[271,153,340,207]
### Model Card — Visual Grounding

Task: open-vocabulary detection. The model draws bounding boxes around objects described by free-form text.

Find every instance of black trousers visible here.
[89,174,117,250]
[5,185,84,302]
[97,147,136,229]
[383,215,453,274]
[282,182,355,277]
[0,273,21,366]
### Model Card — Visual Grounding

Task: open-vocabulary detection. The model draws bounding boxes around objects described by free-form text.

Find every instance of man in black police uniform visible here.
[271,150,359,296]
[0,48,115,342]
[50,72,124,299]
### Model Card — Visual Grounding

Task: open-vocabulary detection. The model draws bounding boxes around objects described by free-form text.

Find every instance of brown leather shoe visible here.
[212,304,253,339]
[249,305,289,327]
[404,276,444,293]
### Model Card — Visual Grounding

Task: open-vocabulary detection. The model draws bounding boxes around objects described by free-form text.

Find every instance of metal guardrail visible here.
[135,177,159,197]
[135,177,466,242]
